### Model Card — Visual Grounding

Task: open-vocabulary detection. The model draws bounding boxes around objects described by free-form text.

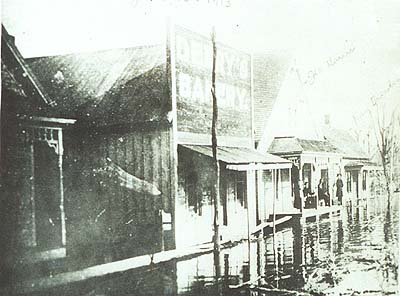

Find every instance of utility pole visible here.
[211,27,220,253]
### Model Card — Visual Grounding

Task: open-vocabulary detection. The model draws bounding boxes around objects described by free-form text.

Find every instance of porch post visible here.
[57,129,66,247]
[288,167,292,211]
[299,157,304,213]
[246,169,256,234]
[29,129,37,247]
[330,175,334,207]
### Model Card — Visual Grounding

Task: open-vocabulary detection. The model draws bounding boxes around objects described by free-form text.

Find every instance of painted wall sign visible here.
[175,26,252,139]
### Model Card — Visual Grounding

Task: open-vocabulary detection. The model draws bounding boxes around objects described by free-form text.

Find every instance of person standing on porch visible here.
[292,164,301,209]
[335,173,344,205]
[318,178,330,206]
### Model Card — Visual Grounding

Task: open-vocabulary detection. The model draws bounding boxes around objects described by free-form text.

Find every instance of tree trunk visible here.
[211,27,220,253]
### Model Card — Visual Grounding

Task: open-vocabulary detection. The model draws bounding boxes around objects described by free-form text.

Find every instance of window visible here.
[236,172,246,208]
[302,164,312,190]
[346,171,352,193]
[274,170,279,199]
[362,170,367,191]
[321,169,329,192]
[186,170,203,215]
[281,168,290,182]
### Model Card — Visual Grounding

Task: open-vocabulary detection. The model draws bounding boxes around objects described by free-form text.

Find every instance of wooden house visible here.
[322,127,383,206]
[268,136,342,212]
[1,24,291,278]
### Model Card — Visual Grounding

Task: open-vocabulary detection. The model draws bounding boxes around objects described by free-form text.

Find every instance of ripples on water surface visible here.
[31,195,399,296]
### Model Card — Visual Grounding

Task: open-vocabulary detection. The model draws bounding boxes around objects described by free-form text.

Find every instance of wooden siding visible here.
[63,125,174,264]
[176,147,249,248]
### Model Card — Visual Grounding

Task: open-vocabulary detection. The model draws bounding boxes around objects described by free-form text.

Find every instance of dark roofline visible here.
[344,156,370,161]
[270,151,302,156]
[25,43,163,60]
[2,25,54,106]
[274,136,295,139]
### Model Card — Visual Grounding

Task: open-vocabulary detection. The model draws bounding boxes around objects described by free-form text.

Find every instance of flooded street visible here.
[27,194,398,296]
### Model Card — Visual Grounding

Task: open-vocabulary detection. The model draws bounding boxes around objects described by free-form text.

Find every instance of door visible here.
[321,169,329,192]
[353,172,359,199]
[34,141,63,250]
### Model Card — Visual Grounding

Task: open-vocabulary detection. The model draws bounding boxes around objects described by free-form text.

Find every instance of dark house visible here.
[1,25,173,279]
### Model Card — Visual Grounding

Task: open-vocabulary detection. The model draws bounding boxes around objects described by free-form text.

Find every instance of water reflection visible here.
[25,195,398,296]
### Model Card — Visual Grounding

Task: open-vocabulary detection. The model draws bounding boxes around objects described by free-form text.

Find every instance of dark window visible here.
[186,171,202,215]
[275,170,279,199]
[236,172,246,208]
[281,168,290,182]
[321,169,329,192]
[362,170,367,191]
[302,163,312,190]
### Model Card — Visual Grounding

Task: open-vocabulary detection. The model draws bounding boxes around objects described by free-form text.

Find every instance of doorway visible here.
[34,141,63,250]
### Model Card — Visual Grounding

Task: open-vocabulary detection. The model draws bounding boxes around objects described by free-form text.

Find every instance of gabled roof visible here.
[268,136,340,155]
[322,127,368,159]
[253,53,290,142]
[26,45,166,122]
[1,62,26,97]
[1,25,53,108]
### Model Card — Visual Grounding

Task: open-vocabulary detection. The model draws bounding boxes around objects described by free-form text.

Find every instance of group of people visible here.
[302,174,343,208]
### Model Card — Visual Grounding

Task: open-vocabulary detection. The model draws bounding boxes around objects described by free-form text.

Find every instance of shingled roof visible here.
[268,136,340,155]
[322,127,368,160]
[26,44,168,125]
[253,53,290,142]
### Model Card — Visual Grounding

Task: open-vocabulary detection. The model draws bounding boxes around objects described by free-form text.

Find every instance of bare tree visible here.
[370,99,400,204]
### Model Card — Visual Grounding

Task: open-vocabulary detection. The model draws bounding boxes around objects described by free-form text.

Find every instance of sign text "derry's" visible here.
[175,34,250,81]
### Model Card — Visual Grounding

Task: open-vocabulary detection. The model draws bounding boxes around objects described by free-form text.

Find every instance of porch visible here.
[176,144,293,248]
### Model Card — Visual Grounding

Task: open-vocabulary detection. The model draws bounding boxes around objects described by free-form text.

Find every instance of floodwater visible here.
[28,194,399,296]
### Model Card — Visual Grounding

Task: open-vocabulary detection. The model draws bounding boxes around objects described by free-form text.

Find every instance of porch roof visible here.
[180,145,292,170]
[344,160,380,169]
[268,136,340,155]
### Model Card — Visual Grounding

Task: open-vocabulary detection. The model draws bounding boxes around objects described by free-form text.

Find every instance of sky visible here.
[2,0,400,143]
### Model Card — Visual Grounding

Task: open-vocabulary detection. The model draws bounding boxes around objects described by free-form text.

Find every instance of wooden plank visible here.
[160,129,170,212]
[136,133,145,224]
[152,131,162,216]
[108,135,120,242]
[127,133,138,225]
[246,170,256,233]
[19,116,76,125]
[143,133,153,221]
[251,216,292,235]
[144,132,154,222]
[19,247,66,264]
[119,134,129,230]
